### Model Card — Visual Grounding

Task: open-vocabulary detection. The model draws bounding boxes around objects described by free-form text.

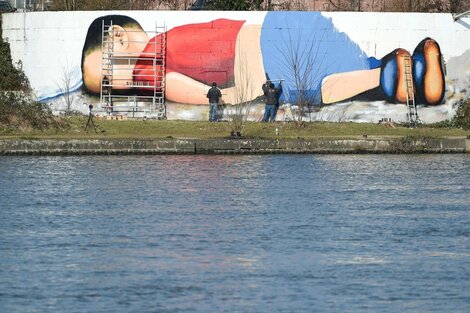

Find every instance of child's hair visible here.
[81,15,144,92]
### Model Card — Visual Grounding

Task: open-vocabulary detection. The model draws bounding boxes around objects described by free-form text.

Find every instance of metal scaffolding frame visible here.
[100,20,167,119]
[402,54,419,127]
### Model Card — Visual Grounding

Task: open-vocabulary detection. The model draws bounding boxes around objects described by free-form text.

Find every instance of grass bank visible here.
[0,116,467,140]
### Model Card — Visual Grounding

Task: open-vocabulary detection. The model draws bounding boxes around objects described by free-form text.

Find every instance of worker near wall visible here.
[262,81,282,122]
[207,82,222,122]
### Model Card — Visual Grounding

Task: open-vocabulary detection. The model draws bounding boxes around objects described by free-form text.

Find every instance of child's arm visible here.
[166,72,236,104]
[321,68,381,104]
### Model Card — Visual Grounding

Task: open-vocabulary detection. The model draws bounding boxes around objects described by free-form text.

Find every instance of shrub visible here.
[0,91,69,132]
[428,99,470,130]
[1,18,69,133]
[452,98,470,130]
[0,15,30,91]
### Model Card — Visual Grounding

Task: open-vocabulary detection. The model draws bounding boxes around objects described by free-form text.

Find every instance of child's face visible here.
[83,48,137,94]
[83,26,147,94]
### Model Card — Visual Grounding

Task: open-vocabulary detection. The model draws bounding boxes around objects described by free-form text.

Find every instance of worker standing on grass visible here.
[262,81,283,122]
[207,82,222,122]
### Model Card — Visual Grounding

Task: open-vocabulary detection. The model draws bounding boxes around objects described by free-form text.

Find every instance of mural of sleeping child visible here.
[81,12,445,106]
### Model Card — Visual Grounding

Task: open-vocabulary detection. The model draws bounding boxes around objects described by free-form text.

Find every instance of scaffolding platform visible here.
[100,21,167,119]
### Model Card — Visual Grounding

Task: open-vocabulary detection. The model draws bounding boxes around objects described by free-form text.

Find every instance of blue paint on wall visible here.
[380,57,398,101]
[412,54,425,95]
[260,12,378,104]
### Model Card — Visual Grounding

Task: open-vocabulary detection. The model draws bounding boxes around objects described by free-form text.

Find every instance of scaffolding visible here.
[402,54,419,128]
[100,20,167,119]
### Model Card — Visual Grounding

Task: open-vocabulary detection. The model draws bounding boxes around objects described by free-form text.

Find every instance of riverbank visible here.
[1,136,469,155]
[2,118,468,139]
[1,119,469,155]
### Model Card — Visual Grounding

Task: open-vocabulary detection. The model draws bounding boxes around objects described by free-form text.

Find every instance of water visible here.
[0,154,469,313]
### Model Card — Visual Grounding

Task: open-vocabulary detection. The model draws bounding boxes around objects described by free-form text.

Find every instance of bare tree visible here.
[129,0,161,10]
[273,0,309,10]
[326,0,363,11]
[450,0,470,13]
[51,0,159,10]
[275,26,327,124]
[50,0,81,10]
[419,0,450,12]
[57,62,76,115]
[378,0,451,12]
[227,45,258,136]
[158,0,194,9]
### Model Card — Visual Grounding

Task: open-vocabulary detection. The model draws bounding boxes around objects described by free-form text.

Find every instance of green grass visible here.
[0,116,467,140]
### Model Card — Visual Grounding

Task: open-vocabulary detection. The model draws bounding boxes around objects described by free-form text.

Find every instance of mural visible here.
[2,11,470,122]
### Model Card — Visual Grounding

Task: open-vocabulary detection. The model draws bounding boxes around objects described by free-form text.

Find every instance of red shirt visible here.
[133,19,245,90]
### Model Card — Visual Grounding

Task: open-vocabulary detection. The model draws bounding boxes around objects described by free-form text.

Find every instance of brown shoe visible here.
[380,48,413,104]
[412,38,445,106]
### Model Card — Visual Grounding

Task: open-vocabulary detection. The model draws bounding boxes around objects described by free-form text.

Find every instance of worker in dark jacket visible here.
[262,81,282,122]
[207,82,222,122]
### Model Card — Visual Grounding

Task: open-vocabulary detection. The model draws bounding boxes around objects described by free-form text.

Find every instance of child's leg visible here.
[261,11,375,105]
[321,68,381,104]
[321,48,412,104]
[321,39,446,106]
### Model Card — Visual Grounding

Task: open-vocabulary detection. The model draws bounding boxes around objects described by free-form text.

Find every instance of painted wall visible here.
[2,11,469,122]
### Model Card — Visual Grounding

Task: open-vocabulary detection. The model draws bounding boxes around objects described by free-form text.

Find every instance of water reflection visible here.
[0,154,469,313]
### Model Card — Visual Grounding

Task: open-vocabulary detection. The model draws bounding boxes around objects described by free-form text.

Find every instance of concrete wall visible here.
[2,11,469,123]
[1,137,468,155]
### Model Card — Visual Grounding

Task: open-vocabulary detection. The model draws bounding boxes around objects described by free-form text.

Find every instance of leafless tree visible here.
[275,27,328,124]
[274,0,309,10]
[374,0,451,12]
[157,0,194,9]
[325,0,363,11]
[450,0,470,13]
[128,0,159,10]
[227,46,258,136]
[51,0,169,10]
[57,62,75,114]
[50,0,80,10]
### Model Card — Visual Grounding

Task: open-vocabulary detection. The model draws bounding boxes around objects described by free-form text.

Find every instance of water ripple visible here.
[0,154,469,313]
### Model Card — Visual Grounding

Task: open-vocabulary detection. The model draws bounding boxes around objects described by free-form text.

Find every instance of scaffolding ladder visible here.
[100,20,114,115]
[403,54,419,127]
[153,22,167,120]
[100,21,167,119]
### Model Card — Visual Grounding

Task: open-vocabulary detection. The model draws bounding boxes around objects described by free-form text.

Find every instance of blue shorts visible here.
[260,12,380,104]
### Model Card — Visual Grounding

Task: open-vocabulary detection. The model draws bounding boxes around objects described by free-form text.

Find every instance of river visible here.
[0,155,469,312]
